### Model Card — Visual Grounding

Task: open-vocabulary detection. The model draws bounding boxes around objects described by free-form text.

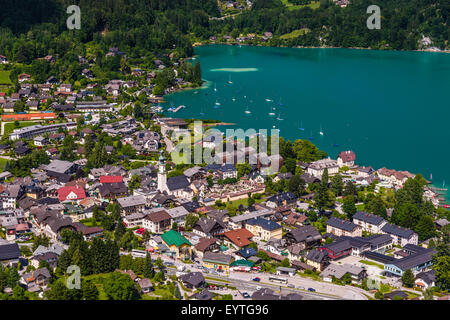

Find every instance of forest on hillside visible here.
[0,0,448,65]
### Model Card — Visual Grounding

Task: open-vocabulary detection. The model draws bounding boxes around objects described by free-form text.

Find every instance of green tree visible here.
[423,287,434,300]
[401,269,415,288]
[343,195,357,220]
[143,253,155,278]
[82,280,99,300]
[103,272,139,300]
[331,174,344,197]
[185,213,199,231]
[288,175,305,196]
[415,215,436,241]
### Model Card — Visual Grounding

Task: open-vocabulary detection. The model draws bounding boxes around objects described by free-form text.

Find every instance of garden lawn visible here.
[359,260,384,269]
[0,158,8,172]
[3,121,40,137]
[281,0,320,11]
[0,70,12,85]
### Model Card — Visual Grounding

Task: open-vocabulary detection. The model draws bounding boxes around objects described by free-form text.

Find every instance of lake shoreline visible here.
[192,41,450,54]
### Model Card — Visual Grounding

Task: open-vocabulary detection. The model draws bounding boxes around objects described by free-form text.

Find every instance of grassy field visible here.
[0,70,12,85]
[280,28,310,39]
[3,121,40,137]
[0,158,8,172]
[281,0,320,11]
[359,260,384,269]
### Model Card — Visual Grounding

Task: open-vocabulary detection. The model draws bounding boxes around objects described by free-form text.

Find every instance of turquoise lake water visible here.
[162,44,450,201]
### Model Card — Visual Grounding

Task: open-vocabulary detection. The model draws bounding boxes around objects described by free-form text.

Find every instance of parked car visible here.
[252,277,261,282]
[297,286,305,290]
[242,292,251,299]
[287,284,295,288]
[308,288,316,292]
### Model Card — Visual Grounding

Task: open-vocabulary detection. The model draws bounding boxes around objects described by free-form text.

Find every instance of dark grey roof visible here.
[359,234,393,247]
[0,243,21,261]
[195,217,225,234]
[384,291,408,300]
[167,175,190,191]
[203,252,232,265]
[179,272,205,287]
[286,225,322,243]
[99,182,128,197]
[267,192,297,204]
[190,289,214,300]
[306,249,328,263]
[362,251,396,264]
[381,223,415,239]
[326,217,359,232]
[416,270,436,285]
[353,211,386,226]
[391,248,436,271]
[322,238,352,253]
[246,217,281,231]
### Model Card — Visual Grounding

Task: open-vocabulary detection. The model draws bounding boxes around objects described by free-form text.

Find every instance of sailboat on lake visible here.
[299,121,305,131]
[245,106,251,114]
[276,113,284,121]
[319,124,324,136]
[228,75,233,84]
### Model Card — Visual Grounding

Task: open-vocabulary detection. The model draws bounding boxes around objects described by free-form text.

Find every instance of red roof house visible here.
[58,186,86,202]
[100,176,123,184]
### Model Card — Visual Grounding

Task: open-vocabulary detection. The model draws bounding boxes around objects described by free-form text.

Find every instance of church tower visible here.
[157,150,168,193]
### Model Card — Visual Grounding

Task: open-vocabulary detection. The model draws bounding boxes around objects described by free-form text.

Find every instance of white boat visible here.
[268,112,275,116]
[265,99,272,102]
[232,98,236,101]
[245,106,251,114]
[214,83,217,92]
[319,125,324,136]
[228,75,233,84]
[276,113,283,121]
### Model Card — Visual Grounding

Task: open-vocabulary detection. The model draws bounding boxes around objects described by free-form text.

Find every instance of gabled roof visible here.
[57,186,86,201]
[381,223,416,239]
[353,211,385,226]
[286,225,322,243]
[246,217,281,231]
[220,228,254,247]
[326,217,359,232]
[167,175,190,191]
[0,243,21,260]
[203,252,232,265]
[145,209,172,223]
[161,230,191,247]
[100,176,123,184]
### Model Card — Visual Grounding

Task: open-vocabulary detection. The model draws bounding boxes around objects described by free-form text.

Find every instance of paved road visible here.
[158,255,369,300]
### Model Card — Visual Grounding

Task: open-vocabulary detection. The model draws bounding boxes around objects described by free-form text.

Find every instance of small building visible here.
[161,230,192,260]
[179,272,205,289]
[137,278,153,293]
[276,266,296,277]
[320,263,367,283]
[202,252,233,274]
